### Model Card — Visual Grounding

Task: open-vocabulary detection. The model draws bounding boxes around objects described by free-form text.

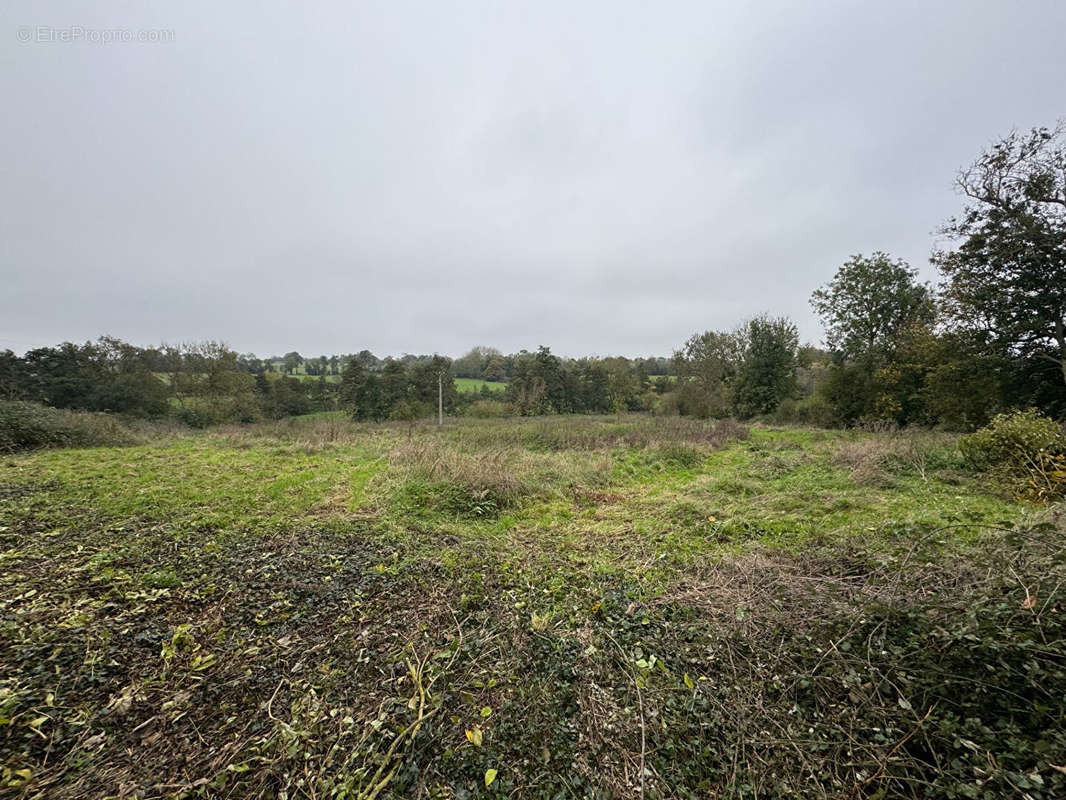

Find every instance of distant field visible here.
[287,375,500,390]
[455,377,506,393]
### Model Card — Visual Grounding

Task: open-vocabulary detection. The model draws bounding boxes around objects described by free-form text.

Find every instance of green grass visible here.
[1,415,1062,798]
[455,377,507,393]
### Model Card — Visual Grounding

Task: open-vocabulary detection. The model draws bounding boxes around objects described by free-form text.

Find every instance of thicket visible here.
[0,400,136,452]
[961,409,1066,502]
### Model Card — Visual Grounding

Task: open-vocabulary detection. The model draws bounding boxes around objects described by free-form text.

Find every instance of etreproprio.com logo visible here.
[17,25,175,44]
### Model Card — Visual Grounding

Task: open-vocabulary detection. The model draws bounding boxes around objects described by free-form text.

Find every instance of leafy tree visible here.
[577,362,612,413]
[254,372,271,397]
[535,346,572,413]
[482,356,506,382]
[21,343,96,409]
[921,330,1010,430]
[267,376,310,418]
[732,315,800,418]
[672,331,741,418]
[340,357,384,421]
[176,341,259,424]
[508,347,571,414]
[454,346,501,379]
[237,353,264,373]
[509,374,547,416]
[811,253,932,362]
[379,359,409,411]
[933,123,1066,388]
[15,338,170,416]
[282,351,303,375]
[409,355,457,416]
[0,350,26,400]
[810,254,935,424]
[354,350,379,371]
[308,375,335,411]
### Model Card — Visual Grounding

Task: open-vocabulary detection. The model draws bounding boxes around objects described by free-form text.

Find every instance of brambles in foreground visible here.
[0,415,1060,798]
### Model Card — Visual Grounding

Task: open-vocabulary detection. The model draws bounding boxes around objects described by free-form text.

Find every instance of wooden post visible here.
[438,371,443,426]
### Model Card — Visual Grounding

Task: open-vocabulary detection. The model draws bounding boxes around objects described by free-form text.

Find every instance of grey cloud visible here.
[2,0,1064,357]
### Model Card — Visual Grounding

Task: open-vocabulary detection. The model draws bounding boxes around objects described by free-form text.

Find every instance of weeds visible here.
[834,429,964,487]
[0,414,1057,798]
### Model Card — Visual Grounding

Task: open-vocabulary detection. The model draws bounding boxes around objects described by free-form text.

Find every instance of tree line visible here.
[802,123,1066,428]
[2,122,1062,429]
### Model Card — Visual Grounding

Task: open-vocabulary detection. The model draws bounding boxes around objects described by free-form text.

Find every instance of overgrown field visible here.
[1,415,1064,799]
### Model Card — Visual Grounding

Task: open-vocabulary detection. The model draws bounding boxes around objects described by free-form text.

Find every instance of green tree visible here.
[672,330,741,418]
[340,357,384,421]
[282,351,303,375]
[454,346,501,379]
[267,376,310,418]
[920,330,1010,430]
[933,123,1066,388]
[811,253,932,362]
[0,350,26,400]
[309,375,334,411]
[732,315,800,418]
[379,359,409,412]
[482,356,506,382]
[810,254,934,424]
[409,355,457,415]
[508,347,571,415]
[577,361,612,413]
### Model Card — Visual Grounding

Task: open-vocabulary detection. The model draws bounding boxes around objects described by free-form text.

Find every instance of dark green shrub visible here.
[0,400,134,452]
[175,395,262,428]
[174,405,212,429]
[773,394,838,427]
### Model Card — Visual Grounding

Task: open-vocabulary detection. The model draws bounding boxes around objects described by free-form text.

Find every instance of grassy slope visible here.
[1,416,1062,798]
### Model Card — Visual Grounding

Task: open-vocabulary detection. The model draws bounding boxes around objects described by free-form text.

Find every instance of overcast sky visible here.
[2,1,1064,358]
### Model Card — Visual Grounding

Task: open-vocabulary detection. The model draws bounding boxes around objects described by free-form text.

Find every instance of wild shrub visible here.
[773,393,838,427]
[175,394,261,427]
[960,409,1066,501]
[0,400,135,452]
[466,399,512,418]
